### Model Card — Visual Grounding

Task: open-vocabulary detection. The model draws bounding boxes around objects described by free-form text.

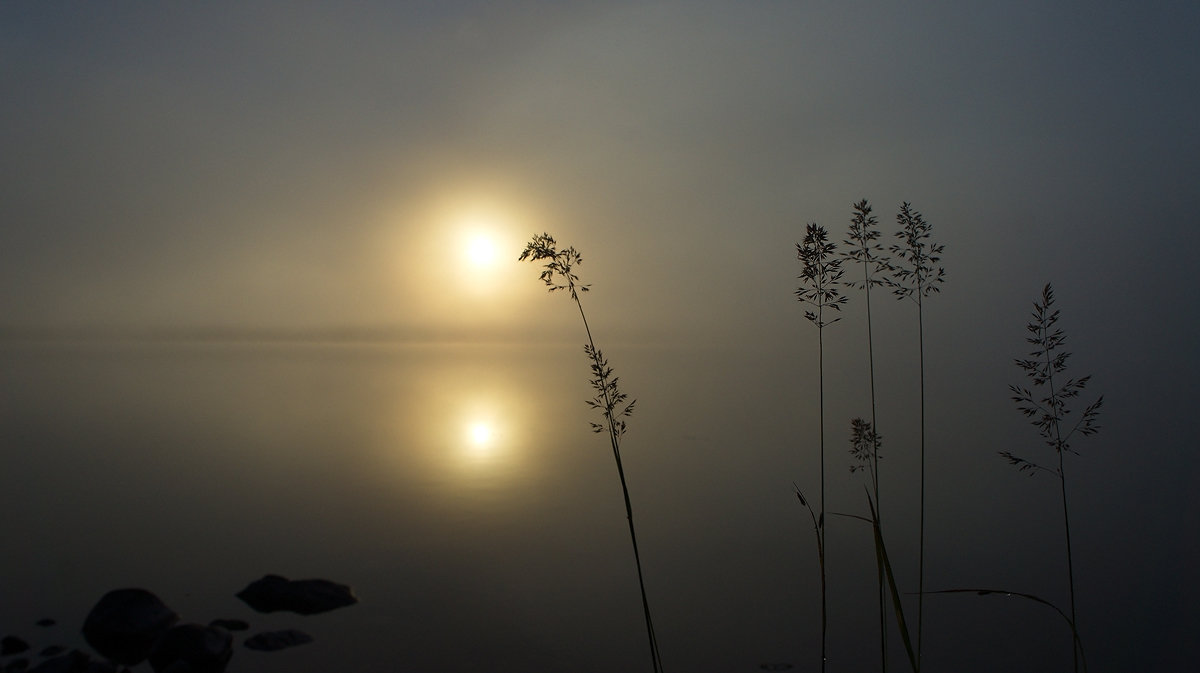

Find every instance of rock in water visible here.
[242,630,313,652]
[147,624,232,673]
[235,575,356,615]
[81,589,179,665]
[206,620,248,632]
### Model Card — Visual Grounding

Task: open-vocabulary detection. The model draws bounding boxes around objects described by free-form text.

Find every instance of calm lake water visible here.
[0,339,1146,672]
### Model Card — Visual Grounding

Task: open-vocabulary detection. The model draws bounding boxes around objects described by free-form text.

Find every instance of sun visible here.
[468,421,493,447]
[465,234,497,268]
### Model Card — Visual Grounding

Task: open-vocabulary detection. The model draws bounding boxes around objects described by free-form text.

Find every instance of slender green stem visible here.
[1059,463,1078,673]
[576,295,663,673]
[520,234,662,672]
[796,223,843,673]
[916,295,925,671]
[845,200,888,670]
[794,487,827,673]
[817,318,827,673]
[1043,331,1079,673]
[864,250,887,673]
[887,203,942,672]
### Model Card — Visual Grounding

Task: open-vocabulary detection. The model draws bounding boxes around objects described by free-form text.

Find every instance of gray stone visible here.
[81,589,179,666]
[2,637,29,655]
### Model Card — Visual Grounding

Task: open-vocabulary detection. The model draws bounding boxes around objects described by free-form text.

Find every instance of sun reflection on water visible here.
[379,348,565,500]
[457,402,504,465]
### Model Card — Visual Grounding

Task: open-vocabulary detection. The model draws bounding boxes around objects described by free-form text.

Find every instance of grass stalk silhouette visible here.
[834,421,920,673]
[1001,283,1102,673]
[792,484,826,670]
[926,589,1089,673]
[795,223,845,672]
[842,199,891,671]
[519,233,664,673]
[846,419,921,673]
[887,202,944,668]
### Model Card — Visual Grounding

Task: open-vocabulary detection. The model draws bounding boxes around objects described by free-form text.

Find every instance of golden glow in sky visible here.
[382,182,554,335]
[464,233,498,268]
[467,420,494,450]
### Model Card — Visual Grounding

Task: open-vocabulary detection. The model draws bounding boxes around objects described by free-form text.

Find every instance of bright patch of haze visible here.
[2,2,1198,671]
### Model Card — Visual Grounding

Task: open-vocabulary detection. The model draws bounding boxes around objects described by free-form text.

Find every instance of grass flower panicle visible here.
[794,222,846,673]
[886,200,945,670]
[1001,283,1102,673]
[520,233,663,673]
[842,200,892,670]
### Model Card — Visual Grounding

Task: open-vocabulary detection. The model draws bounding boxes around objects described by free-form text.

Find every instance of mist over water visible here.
[1,336,1182,672]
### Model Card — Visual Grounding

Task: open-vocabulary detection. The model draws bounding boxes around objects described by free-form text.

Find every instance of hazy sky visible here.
[4,1,1196,343]
[3,3,1199,668]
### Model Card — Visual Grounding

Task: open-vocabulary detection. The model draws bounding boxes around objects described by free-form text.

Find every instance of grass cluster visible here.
[519,210,1102,673]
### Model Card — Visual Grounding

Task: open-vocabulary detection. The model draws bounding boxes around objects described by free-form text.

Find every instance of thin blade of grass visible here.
[867,495,918,673]
[925,588,1088,673]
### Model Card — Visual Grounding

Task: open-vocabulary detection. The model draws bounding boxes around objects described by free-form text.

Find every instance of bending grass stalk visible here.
[832,490,918,673]
[793,485,826,673]
[925,589,1088,673]
[519,233,663,673]
[867,496,918,673]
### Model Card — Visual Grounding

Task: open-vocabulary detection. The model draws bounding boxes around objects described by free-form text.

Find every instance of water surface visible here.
[0,339,1109,672]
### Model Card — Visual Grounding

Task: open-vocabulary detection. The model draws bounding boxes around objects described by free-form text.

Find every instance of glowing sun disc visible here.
[468,422,493,447]
[465,235,497,267]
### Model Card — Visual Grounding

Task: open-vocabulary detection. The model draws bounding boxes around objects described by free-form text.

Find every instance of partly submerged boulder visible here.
[81,589,179,666]
[242,629,313,652]
[2,636,30,655]
[147,624,232,673]
[205,620,247,632]
[235,575,356,615]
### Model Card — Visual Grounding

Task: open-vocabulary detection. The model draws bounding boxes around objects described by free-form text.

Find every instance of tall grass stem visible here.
[888,202,944,669]
[1004,283,1102,673]
[843,199,890,670]
[520,233,663,673]
[796,223,845,672]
